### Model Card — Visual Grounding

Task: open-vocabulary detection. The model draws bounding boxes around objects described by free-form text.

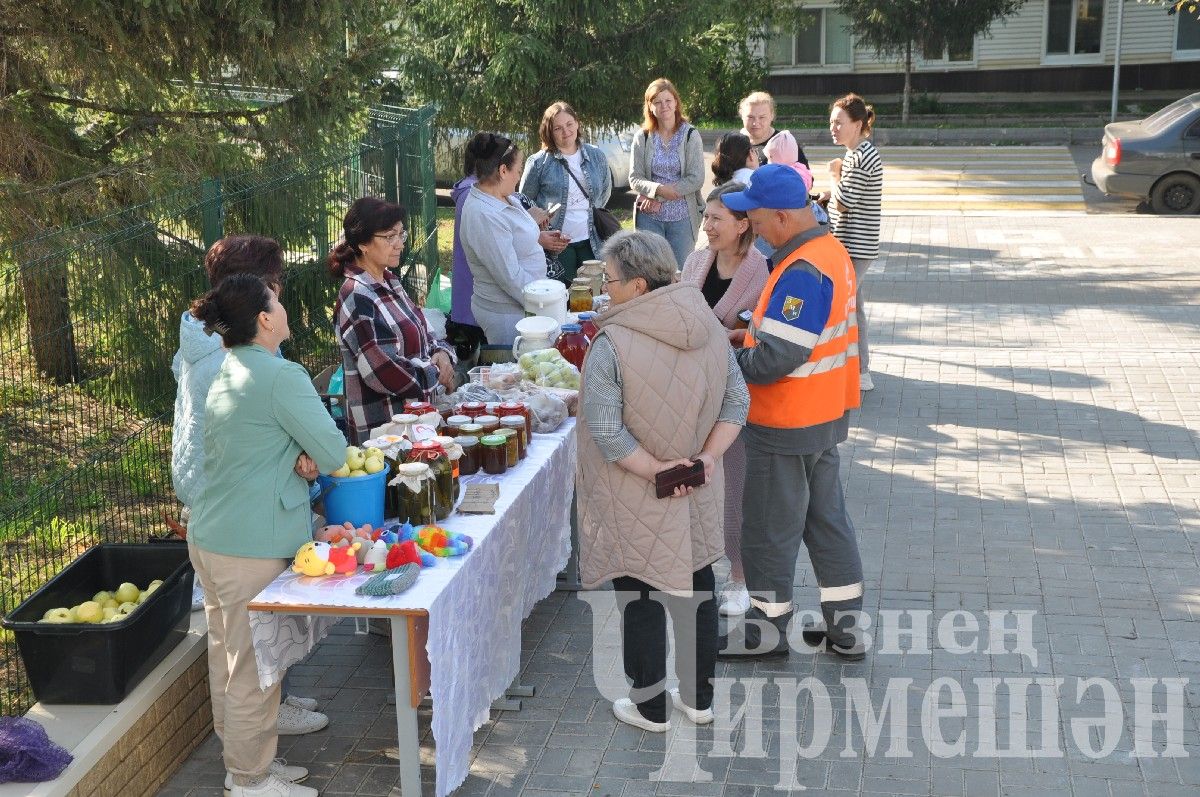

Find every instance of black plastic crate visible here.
[2,543,194,705]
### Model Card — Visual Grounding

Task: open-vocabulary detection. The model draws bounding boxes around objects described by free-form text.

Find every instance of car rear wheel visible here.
[1149,173,1200,214]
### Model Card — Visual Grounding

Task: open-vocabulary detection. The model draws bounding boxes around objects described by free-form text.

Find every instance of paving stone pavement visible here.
[159,213,1200,797]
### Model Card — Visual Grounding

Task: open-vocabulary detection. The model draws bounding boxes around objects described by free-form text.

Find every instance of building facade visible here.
[763,0,1200,96]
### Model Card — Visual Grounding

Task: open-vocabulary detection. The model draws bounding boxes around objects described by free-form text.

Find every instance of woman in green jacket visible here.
[188,273,346,797]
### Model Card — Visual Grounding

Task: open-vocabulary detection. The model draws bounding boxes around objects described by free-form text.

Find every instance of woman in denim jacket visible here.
[520,101,612,285]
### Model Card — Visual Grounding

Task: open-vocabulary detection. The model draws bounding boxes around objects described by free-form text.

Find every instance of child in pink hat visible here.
[763,130,826,222]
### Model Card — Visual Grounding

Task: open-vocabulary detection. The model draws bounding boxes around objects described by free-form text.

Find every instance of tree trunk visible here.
[18,255,80,384]
[903,40,912,125]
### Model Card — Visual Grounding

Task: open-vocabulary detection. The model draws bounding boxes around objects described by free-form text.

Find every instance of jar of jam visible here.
[404,400,435,416]
[578,312,599,342]
[455,436,481,476]
[459,401,486,419]
[458,422,484,440]
[480,434,508,475]
[392,463,435,526]
[476,414,500,435]
[500,416,527,460]
[497,401,532,442]
[444,414,471,438]
[495,428,520,468]
[407,441,453,520]
[555,323,589,371]
[568,278,594,312]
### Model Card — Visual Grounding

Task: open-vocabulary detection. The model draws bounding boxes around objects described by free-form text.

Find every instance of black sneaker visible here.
[717,607,792,660]
[800,621,866,662]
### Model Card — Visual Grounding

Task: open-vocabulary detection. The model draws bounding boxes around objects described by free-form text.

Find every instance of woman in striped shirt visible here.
[823,93,882,391]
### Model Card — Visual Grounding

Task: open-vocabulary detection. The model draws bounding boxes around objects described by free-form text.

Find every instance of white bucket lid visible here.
[524,279,567,301]
[515,315,560,336]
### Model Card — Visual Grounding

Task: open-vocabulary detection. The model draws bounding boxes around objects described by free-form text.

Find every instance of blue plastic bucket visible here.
[317,463,390,529]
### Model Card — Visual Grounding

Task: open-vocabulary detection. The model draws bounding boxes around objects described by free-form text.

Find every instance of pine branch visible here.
[33,92,282,120]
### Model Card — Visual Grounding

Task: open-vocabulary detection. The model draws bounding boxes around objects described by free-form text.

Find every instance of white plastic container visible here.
[512,315,561,359]
[523,279,567,324]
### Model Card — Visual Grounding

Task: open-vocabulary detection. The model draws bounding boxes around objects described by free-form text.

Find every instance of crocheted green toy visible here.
[354,563,420,597]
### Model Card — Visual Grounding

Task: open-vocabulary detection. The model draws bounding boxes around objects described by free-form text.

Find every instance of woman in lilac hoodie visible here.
[448,146,485,357]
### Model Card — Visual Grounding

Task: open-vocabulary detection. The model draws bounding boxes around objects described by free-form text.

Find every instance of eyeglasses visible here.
[601,272,622,288]
[374,230,408,246]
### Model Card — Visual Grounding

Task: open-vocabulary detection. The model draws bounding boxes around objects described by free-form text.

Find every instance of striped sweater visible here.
[828,139,883,260]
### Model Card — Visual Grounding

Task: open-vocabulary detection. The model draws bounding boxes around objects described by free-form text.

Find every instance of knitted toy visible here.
[355,563,420,597]
[386,540,436,569]
[363,539,390,572]
[415,525,473,557]
[292,540,361,577]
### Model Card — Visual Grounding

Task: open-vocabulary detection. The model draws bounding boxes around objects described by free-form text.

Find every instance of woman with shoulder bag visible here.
[520,101,615,285]
[629,78,706,269]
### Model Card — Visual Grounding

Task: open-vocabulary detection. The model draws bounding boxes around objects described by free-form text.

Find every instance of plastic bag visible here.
[424,267,451,314]
[517,348,580,390]
[527,391,569,433]
[485,363,522,392]
[0,717,73,784]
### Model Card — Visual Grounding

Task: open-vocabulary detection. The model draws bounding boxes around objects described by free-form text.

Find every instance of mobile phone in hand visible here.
[546,202,562,216]
[654,460,705,499]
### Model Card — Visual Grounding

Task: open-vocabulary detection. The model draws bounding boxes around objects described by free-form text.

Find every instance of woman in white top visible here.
[820,93,883,391]
[460,133,558,346]
[520,101,612,285]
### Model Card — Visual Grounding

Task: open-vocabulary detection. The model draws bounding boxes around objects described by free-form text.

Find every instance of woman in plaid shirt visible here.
[330,198,457,444]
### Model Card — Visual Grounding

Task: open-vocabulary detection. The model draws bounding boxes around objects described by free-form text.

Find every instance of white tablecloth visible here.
[249,419,576,797]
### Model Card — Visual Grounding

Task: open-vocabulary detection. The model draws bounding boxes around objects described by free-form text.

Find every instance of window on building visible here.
[767,7,853,68]
[1178,8,1200,53]
[1047,0,1104,57]
[922,31,976,64]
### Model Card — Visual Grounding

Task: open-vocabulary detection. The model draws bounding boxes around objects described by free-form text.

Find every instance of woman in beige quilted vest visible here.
[578,229,749,733]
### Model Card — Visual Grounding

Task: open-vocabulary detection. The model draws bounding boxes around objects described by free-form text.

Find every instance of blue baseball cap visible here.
[721,163,810,211]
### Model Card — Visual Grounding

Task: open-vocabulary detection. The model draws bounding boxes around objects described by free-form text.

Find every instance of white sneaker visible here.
[669,689,714,725]
[283,694,319,712]
[718,582,750,616]
[225,760,309,794]
[276,703,329,735]
[859,372,874,391]
[228,773,317,797]
[612,698,670,733]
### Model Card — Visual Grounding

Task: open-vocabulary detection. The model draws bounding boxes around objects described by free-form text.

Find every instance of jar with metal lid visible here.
[496,428,520,468]
[444,414,471,438]
[407,441,453,520]
[391,463,435,526]
[497,400,532,442]
[577,312,599,342]
[480,434,508,475]
[568,278,593,313]
[554,323,589,371]
[458,422,484,440]
[500,416,527,460]
[455,436,481,475]
[476,414,500,435]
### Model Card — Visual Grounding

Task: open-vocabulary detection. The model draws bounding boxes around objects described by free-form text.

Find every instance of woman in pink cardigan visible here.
[681,182,768,617]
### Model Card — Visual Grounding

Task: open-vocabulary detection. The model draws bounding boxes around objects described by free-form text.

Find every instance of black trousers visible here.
[612,565,718,724]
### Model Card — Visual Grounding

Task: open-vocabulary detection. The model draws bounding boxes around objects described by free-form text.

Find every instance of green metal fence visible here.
[0,104,438,716]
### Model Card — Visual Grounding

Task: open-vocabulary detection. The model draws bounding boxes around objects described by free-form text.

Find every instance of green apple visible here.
[147,579,163,591]
[75,601,104,624]
[331,463,351,478]
[93,590,113,604]
[365,446,383,459]
[139,583,160,602]
[348,469,367,478]
[345,446,366,470]
[103,614,125,624]
[102,607,118,621]
[363,456,385,475]
[115,582,140,604]
[117,601,138,615]
[102,598,118,610]
[42,607,73,623]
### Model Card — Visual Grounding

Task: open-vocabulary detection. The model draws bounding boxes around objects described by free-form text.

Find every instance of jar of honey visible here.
[458,422,484,440]
[480,434,508,475]
[500,416,527,460]
[444,414,471,438]
[496,428,520,468]
[455,436,481,476]
[476,414,500,435]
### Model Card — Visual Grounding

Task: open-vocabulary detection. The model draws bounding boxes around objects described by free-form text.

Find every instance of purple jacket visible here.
[451,175,479,327]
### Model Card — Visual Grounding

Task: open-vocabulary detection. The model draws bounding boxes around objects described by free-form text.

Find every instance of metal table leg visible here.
[556,490,582,592]
[390,616,423,795]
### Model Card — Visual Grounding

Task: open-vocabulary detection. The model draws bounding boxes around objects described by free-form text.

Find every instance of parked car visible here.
[1089,92,1200,214]
[434,125,637,195]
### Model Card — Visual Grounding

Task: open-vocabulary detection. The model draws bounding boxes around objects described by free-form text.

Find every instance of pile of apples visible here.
[330,445,386,478]
[39,580,163,624]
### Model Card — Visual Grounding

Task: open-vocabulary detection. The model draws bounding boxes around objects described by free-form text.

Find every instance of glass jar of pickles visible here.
[480,434,508,475]
[476,414,500,435]
[407,441,453,520]
[456,436,481,475]
[500,416,527,460]
[496,428,520,468]
[431,436,462,502]
[568,278,594,313]
[391,463,435,526]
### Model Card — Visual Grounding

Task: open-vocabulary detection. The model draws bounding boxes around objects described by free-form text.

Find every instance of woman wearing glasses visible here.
[330,197,457,444]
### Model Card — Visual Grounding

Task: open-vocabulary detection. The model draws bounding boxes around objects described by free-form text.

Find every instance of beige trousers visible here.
[189,542,288,785]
